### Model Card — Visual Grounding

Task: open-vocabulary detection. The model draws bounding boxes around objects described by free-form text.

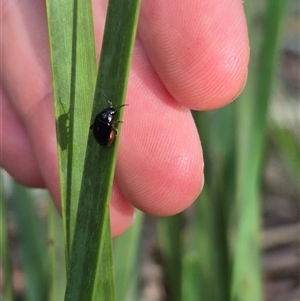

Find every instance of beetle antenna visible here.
[100,89,113,107]
[115,104,129,111]
[100,89,128,110]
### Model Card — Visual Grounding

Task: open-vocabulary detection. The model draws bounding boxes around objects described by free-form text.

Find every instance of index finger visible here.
[138,0,249,110]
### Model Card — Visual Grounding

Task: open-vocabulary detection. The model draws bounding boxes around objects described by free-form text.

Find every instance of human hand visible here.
[1,0,249,236]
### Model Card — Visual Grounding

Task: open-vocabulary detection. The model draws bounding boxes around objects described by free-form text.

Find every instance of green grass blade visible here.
[269,126,300,184]
[231,1,290,300]
[114,211,144,301]
[0,176,14,301]
[48,200,66,301]
[64,0,141,300]
[183,189,229,301]
[157,214,182,301]
[91,223,115,299]
[9,183,48,301]
[190,108,234,301]
[182,255,201,301]
[46,0,97,258]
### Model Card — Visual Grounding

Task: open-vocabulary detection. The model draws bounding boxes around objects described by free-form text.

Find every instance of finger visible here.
[116,41,204,216]
[110,182,135,237]
[0,90,45,187]
[138,0,249,110]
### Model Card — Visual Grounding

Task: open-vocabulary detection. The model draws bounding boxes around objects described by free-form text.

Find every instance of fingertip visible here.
[144,154,204,216]
[116,92,204,216]
[143,141,204,216]
[110,182,135,237]
[139,0,250,111]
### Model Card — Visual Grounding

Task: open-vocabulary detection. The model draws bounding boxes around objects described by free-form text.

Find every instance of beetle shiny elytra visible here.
[90,99,127,147]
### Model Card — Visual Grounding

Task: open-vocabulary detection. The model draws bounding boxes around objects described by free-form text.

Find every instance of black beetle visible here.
[90,99,127,147]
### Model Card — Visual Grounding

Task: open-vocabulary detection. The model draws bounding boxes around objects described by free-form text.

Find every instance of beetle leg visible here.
[112,120,124,136]
[111,126,119,136]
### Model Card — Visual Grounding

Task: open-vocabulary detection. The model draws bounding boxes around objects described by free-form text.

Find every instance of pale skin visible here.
[1,0,249,236]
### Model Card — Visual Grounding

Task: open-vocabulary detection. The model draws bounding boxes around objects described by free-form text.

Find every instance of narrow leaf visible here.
[231,1,290,300]
[157,214,182,301]
[46,0,97,259]
[0,176,14,301]
[64,0,141,300]
[9,183,48,301]
[114,211,144,301]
